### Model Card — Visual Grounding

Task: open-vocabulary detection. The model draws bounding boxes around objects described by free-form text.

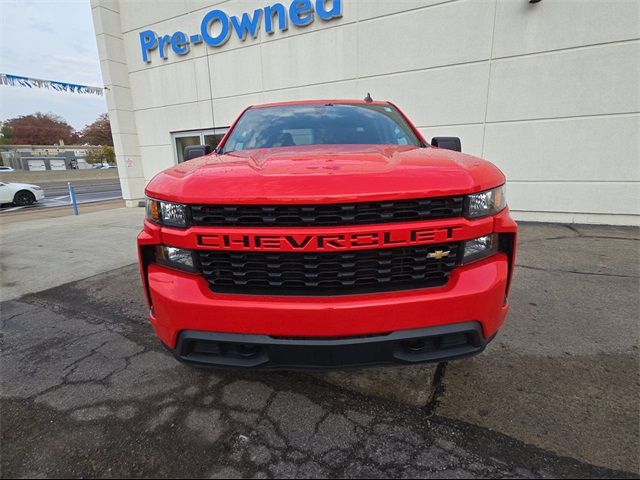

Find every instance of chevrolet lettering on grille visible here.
[197,225,464,252]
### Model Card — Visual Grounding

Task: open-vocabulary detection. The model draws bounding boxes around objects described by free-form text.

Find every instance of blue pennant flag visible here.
[0,73,104,96]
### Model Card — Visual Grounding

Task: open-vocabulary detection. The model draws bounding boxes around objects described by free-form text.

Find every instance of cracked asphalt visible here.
[1,222,638,478]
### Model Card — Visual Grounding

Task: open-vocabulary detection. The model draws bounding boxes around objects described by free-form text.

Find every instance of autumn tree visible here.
[3,112,79,145]
[80,113,113,146]
[0,123,12,145]
[85,145,115,165]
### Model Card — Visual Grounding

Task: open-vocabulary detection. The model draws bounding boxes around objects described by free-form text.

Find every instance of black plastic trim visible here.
[499,232,516,298]
[189,196,465,228]
[172,321,492,371]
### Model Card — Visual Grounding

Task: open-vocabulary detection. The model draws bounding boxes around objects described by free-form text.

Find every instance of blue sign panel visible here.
[139,0,343,63]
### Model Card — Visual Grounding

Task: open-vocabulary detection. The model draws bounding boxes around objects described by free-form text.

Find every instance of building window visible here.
[172,128,228,163]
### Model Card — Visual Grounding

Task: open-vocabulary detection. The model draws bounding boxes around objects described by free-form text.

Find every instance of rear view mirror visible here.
[431,137,461,152]
[183,145,212,161]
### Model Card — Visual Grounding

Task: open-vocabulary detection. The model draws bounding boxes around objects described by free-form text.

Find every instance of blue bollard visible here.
[68,182,79,216]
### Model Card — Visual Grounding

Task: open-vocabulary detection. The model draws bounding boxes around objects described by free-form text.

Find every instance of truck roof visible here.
[250,99,392,109]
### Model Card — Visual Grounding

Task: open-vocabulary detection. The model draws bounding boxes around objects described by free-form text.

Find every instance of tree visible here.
[0,123,12,145]
[85,145,115,165]
[80,113,113,146]
[3,112,79,145]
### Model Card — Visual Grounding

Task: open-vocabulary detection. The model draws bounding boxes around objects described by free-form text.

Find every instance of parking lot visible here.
[1,209,638,478]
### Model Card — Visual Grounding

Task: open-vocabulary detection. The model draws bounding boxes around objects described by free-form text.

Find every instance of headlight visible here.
[146,198,188,228]
[154,245,196,272]
[460,234,498,265]
[31,186,42,191]
[465,185,506,219]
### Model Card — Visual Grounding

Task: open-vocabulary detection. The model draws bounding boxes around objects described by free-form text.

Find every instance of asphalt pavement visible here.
[0,178,122,213]
[0,211,638,478]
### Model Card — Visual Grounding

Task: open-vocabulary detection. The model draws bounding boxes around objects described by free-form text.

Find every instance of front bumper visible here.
[138,209,516,368]
[144,252,510,350]
[173,321,493,370]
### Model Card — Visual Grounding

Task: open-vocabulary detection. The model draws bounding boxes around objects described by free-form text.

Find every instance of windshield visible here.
[221,103,421,153]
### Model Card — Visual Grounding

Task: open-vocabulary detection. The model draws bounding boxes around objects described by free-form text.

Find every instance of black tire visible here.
[14,190,36,206]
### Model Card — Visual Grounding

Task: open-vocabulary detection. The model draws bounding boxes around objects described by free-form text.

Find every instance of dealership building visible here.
[91,0,639,225]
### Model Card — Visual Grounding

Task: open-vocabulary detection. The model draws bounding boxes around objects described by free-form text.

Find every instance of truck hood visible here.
[145,145,505,204]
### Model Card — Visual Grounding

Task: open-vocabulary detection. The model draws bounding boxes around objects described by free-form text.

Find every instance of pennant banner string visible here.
[0,73,104,96]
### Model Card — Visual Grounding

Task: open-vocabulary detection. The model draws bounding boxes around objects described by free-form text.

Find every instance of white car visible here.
[0,166,15,173]
[0,182,45,206]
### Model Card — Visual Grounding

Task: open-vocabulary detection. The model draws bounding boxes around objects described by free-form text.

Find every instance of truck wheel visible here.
[14,190,36,206]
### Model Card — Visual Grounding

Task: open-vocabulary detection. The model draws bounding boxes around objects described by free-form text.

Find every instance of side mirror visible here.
[431,137,461,152]
[183,145,212,161]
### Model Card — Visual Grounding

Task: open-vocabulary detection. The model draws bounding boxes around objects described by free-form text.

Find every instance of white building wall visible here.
[91,0,146,206]
[92,0,640,224]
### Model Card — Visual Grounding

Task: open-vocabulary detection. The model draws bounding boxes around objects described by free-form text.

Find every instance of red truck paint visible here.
[138,100,517,369]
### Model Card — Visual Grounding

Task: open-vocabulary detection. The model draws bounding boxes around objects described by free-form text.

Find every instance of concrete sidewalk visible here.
[0,199,126,223]
[0,207,143,302]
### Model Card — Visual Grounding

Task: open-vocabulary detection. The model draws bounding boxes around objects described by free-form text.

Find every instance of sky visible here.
[0,0,107,131]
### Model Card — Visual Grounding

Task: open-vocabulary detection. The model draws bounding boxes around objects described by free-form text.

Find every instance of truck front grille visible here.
[197,243,459,296]
[190,196,464,227]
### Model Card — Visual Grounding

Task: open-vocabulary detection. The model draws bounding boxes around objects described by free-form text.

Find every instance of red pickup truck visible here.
[138,100,517,369]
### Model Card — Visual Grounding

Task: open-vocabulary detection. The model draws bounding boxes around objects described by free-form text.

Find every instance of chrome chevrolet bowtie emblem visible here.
[427,250,451,260]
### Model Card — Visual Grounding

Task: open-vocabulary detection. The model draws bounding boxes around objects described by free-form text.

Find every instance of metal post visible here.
[68,182,79,216]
